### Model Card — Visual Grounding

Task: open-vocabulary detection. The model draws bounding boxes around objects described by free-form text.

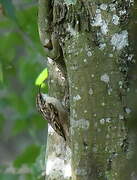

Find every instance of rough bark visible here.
[38,0,137,180]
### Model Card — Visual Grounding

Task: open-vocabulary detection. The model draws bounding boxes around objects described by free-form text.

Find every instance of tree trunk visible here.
[38,0,137,179]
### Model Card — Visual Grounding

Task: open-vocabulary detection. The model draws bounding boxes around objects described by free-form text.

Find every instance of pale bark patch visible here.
[100,73,110,83]
[111,30,128,50]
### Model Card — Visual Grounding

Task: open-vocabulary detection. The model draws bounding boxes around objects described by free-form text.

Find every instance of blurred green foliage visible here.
[0,174,19,180]
[14,144,41,168]
[0,0,47,179]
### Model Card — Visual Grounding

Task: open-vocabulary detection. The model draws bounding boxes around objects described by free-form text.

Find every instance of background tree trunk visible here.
[38,0,137,179]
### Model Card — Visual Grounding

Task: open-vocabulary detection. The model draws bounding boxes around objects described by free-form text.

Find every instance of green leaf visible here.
[0,113,5,132]
[0,97,9,108]
[31,114,47,130]
[24,174,37,180]
[0,0,17,22]
[16,7,38,42]
[0,18,14,28]
[31,146,46,179]
[0,63,3,83]
[0,174,19,180]
[12,119,29,136]
[35,68,48,86]
[18,55,42,85]
[0,33,22,64]
[12,113,46,136]
[13,144,41,168]
[8,93,28,114]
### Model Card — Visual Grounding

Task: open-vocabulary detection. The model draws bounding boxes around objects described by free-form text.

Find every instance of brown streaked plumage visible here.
[36,88,67,141]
